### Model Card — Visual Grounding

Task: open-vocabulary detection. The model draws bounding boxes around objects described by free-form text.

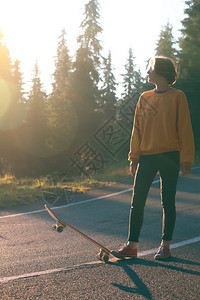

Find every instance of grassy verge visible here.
[0,162,130,208]
[2,156,198,209]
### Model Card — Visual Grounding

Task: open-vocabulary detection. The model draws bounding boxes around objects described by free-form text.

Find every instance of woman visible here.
[112,56,195,260]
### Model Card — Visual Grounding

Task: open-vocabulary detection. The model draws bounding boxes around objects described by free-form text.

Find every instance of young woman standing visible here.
[112,56,195,260]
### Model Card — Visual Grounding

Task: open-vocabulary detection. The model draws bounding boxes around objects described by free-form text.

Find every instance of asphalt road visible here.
[0,167,200,299]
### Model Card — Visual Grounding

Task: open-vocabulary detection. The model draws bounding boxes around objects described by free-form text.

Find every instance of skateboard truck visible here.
[96,249,109,263]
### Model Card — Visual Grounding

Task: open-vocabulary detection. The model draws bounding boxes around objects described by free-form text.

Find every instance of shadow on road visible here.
[170,256,200,267]
[110,256,200,299]
[112,262,153,299]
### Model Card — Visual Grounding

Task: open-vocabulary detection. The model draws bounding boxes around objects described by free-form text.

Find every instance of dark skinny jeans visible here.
[128,151,180,242]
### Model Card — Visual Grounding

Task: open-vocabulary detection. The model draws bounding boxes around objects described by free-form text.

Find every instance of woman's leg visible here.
[159,152,180,242]
[128,156,158,242]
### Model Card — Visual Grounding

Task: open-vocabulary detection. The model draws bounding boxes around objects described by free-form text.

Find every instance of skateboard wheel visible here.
[102,254,109,263]
[56,225,64,233]
[52,224,57,231]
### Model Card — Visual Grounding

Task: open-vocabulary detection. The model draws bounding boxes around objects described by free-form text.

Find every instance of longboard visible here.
[44,205,123,262]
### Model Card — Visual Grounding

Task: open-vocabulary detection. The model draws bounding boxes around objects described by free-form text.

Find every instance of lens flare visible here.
[0,78,11,130]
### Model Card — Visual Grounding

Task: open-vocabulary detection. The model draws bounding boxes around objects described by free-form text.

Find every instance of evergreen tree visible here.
[0,33,15,131]
[121,48,136,99]
[12,59,26,104]
[28,61,46,122]
[134,68,145,94]
[49,29,76,156]
[52,29,71,95]
[121,48,144,98]
[0,31,13,170]
[177,0,200,153]
[78,0,102,83]
[99,51,117,117]
[50,29,71,124]
[24,61,47,157]
[155,22,177,61]
[6,59,27,130]
[70,0,103,138]
[179,0,200,80]
[0,32,12,80]
[70,46,98,124]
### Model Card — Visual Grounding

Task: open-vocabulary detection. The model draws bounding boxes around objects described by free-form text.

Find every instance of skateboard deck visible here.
[44,205,124,262]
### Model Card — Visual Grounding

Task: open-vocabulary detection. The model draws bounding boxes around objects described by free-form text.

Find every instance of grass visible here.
[2,156,199,209]
[0,162,130,208]
[0,175,42,208]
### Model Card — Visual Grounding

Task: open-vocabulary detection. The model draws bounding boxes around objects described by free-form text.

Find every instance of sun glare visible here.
[0,0,185,95]
[0,78,11,125]
[0,0,88,93]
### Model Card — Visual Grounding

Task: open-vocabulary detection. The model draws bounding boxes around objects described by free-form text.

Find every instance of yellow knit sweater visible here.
[128,88,195,165]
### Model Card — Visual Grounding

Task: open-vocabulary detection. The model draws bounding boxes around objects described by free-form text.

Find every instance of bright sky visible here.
[0,0,187,96]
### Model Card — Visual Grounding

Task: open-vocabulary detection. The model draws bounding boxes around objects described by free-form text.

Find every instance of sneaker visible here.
[111,244,137,258]
[154,245,171,260]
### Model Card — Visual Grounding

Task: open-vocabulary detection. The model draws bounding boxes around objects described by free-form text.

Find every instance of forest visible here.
[0,0,199,177]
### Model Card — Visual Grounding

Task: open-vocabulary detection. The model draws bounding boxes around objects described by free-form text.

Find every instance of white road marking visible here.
[0,166,199,283]
[0,179,160,220]
[1,236,200,284]
[137,236,200,256]
[1,166,199,220]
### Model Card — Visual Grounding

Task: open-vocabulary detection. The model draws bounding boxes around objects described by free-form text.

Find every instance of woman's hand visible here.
[179,164,191,176]
[130,161,138,177]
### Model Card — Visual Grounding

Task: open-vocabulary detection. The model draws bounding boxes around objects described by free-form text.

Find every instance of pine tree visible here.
[48,29,76,156]
[121,48,144,98]
[179,0,200,80]
[52,29,71,95]
[177,0,200,153]
[121,48,136,99]
[0,32,16,130]
[28,61,46,120]
[0,31,13,170]
[155,22,177,61]
[70,0,103,137]
[99,51,117,117]
[78,0,102,82]
[50,29,71,125]
[0,32,12,80]
[5,59,27,130]
[12,59,26,104]
[25,61,47,157]
[134,68,145,94]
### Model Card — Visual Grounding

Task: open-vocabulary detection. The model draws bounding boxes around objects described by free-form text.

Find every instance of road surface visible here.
[0,167,200,299]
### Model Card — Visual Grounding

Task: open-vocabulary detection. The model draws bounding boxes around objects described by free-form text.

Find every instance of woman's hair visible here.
[149,56,178,85]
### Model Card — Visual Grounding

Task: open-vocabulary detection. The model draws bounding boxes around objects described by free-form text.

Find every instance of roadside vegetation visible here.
[0,160,131,209]
[0,154,199,209]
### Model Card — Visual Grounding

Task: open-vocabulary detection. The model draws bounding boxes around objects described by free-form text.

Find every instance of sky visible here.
[0,0,187,96]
